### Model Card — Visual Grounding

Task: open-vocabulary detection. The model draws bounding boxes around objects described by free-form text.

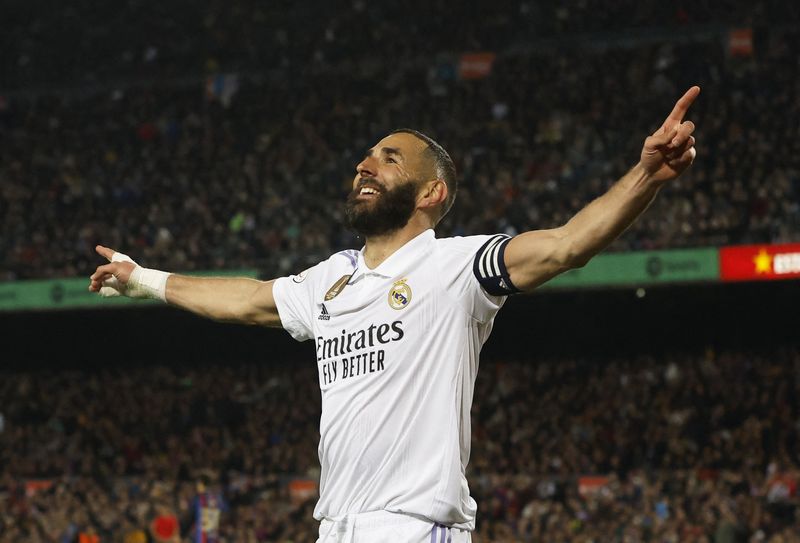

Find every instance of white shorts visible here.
[316,510,472,543]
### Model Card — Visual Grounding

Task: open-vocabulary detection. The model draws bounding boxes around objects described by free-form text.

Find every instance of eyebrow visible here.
[364,146,404,160]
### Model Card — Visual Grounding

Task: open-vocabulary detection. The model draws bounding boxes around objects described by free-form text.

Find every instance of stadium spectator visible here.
[1,28,799,281]
[2,347,799,541]
[2,2,800,541]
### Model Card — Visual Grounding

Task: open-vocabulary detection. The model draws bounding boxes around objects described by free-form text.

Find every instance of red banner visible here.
[720,244,800,282]
[25,479,53,497]
[728,28,754,57]
[578,476,609,497]
[458,53,496,80]
[288,479,317,503]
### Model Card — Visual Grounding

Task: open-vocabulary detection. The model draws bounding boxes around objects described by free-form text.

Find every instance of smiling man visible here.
[89,87,700,542]
[344,129,457,242]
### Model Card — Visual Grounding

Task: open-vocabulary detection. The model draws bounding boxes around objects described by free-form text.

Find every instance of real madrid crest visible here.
[388,279,412,310]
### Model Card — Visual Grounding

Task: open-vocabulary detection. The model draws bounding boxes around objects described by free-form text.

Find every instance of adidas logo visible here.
[318,304,331,321]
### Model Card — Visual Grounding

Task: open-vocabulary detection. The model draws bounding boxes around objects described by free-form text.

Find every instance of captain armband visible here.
[473,235,521,296]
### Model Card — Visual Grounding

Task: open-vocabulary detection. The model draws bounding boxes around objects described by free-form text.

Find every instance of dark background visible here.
[4,279,797,371]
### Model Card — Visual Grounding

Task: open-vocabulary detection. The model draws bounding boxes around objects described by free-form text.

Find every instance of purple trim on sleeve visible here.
[337,250,358,268]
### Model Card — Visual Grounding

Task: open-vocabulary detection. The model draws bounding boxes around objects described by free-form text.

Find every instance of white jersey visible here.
[272,229,519,530]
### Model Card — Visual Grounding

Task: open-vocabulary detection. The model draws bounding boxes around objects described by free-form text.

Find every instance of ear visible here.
[416,179,448,211]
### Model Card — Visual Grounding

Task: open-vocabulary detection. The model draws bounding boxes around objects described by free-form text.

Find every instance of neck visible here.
[362,224,430,269]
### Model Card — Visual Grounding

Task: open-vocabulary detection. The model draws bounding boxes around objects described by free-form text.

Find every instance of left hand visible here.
[640,86,700,184]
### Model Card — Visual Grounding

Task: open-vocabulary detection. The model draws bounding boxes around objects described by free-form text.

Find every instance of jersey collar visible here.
[353,229,435,279]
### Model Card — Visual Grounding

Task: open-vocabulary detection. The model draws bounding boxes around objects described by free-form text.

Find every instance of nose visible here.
[356,155,377,178]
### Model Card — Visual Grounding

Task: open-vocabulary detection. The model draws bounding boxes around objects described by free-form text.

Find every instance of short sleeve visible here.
[272,265,319,342]
[435,234,520,323]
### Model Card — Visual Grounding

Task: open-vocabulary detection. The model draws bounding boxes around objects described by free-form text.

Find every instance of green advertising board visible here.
[0,248,720,311]
[0,270,259,312]
[541,247,719,289]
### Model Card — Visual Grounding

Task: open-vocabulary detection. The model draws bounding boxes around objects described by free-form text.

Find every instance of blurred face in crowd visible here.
[344,132,431,237]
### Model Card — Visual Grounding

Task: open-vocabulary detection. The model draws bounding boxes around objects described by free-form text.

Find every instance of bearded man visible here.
[90,87,700,542]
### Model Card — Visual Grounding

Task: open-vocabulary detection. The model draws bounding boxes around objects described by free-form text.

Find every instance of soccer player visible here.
[89,87,699,542]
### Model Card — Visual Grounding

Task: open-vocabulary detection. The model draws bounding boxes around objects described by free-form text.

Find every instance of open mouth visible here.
[355,185,382,200]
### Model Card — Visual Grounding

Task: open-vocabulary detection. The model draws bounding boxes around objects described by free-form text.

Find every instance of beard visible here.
[344,178,418,238]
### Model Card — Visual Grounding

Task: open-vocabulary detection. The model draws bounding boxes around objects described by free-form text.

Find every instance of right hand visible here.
[88,245,140,297]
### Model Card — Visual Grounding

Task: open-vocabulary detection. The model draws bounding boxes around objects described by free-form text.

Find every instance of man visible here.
[89,87,699,542]
[190,473,227,543]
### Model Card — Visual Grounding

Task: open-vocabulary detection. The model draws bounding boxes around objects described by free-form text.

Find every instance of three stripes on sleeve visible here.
[472,234,521,296]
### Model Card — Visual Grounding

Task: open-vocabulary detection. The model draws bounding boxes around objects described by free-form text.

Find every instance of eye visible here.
[386,157,397,164]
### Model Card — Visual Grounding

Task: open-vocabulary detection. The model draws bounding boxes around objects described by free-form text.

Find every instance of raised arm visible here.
[88,245,282,327]
[505,86,700,291]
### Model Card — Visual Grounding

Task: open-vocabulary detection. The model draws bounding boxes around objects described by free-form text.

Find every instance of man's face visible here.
[344,132,428,237]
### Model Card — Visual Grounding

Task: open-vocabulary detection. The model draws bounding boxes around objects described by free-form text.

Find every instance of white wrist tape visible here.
[128,267,171,302]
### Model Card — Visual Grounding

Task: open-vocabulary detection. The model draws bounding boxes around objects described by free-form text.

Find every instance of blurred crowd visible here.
[3,3,800,543]
[2,5,799,281]
[5,1,797,90]
[2,346,800,542]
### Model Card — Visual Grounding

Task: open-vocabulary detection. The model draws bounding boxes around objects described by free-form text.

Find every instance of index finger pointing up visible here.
[665,86,701,127]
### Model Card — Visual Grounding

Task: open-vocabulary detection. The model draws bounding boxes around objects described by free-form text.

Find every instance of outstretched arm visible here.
[505,86,700,291]
[88,246,282,327]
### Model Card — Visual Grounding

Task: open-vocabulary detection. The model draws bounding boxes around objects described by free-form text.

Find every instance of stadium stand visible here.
[1,11,798,280]
[2,2,799,542]
[2,346,799,541]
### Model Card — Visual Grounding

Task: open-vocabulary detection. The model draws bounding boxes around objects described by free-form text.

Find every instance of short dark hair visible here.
[390,128,457,220]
